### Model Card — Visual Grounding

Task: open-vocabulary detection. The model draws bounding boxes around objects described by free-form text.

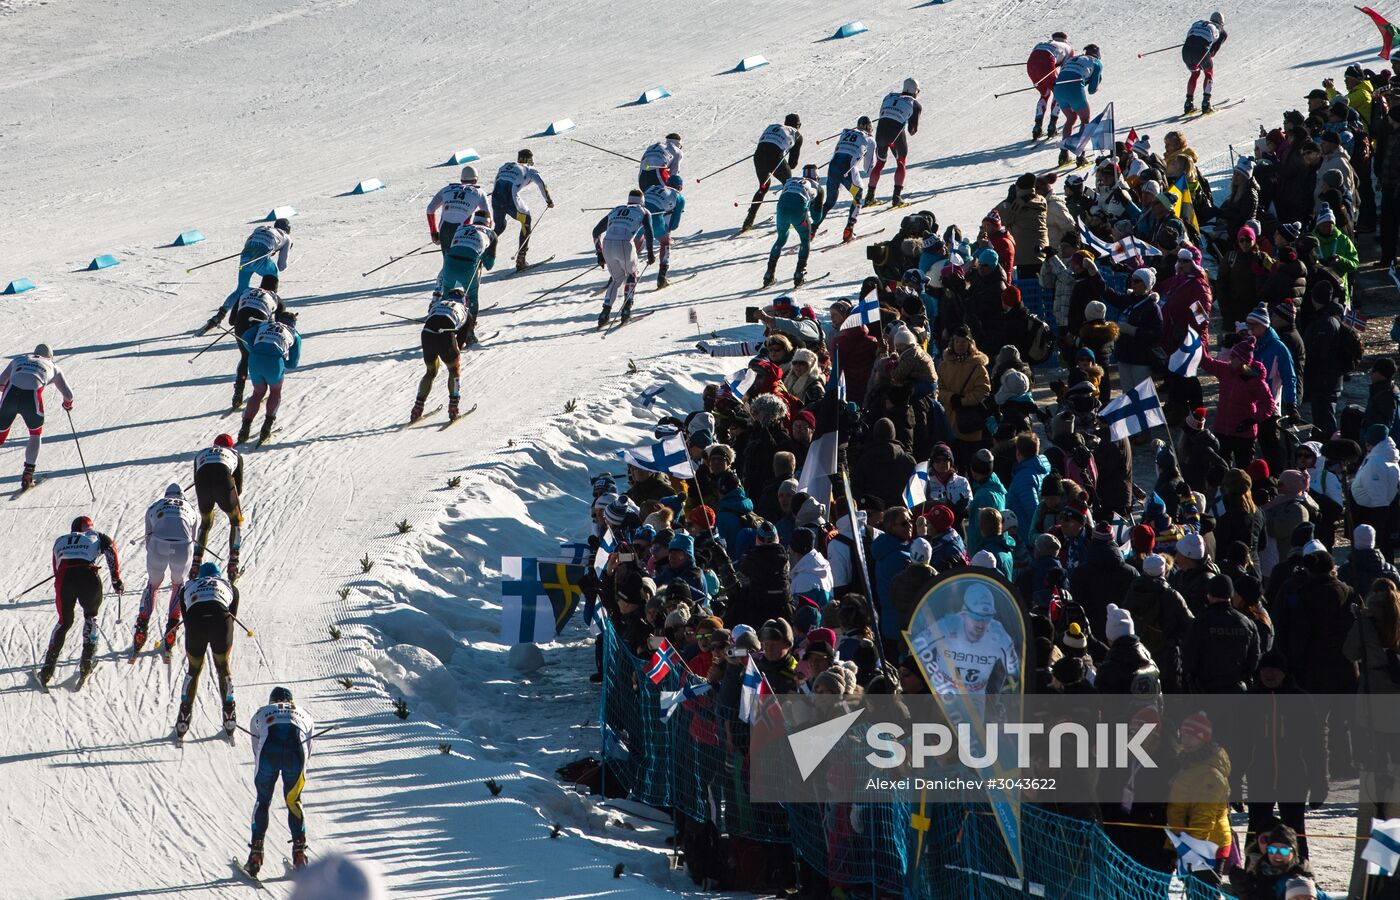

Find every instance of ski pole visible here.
[579,206,614,212]
[813,131,844,145]
[187,328,233,364]
[378,311,424,324]
[9,574,55,604]
[978,61,1030,69]
[566,137,641,164]
[362,242,434,277]
[1137,42,1183,59]
[695,153,755,183]
[535,262,598,303]
[993,67,1058,99]
[65,408,96,501]
[231,612,256,637]
[516,206,549,258]
[185,250,244,274]
[238,248,277,271]
[733,197,782,207]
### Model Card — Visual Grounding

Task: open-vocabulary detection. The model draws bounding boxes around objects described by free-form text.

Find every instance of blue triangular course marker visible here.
[544,119,577,135]
[834,21,868,38]
[87,254,120,271]
[3,277,36,294]
[174,230,205,246]
[638,87,671,104]
[736,56,769,71]
[352,179,385,194]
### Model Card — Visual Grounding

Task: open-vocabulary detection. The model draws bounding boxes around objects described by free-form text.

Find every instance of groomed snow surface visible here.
[0,0,1383,896]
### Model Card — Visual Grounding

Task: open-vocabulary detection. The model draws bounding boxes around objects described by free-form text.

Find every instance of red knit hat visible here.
[925,503,955,534]
[686,505,717,529]
[1247,459,1271,482]
[1001,285,1023,308]
[1179,711,1213,744]
[1129,524,1156,554]
[1184,407,1207,431]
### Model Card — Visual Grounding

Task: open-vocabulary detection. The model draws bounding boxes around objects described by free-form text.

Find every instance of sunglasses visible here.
[1266,846,1294,857]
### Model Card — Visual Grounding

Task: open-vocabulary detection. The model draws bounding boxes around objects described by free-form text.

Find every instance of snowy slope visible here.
[0,0,1382,896]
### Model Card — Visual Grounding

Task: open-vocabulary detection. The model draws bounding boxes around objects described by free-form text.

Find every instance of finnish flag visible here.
[1168,327,1203,378]
[904,460,929,510]
[1061,102,1115,155]
[1165,829,1218,874]
[1363,817,1400,876]
[617,432,696,478]
[725,366,757,399]
[1078,219,1115,257]
[841,293,880,330]
[499,557,556,645]
[1100,377,1165,442]
[659,681,712,720]
[637,385,665,408]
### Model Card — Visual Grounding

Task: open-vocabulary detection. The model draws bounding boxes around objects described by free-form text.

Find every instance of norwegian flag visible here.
[646,639,679,684]
[1124,127,1139,155]
[1344,309,1369,332]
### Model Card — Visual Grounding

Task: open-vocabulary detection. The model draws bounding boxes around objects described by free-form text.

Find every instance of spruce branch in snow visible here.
[613,864,625,879]
[360,554,374,574]
[393,697,410,719]
[439,742,453,755]
[395,518,413,534]
[484,778,503,796]
[337,677,353,689]
[328,625,342,640]
[564,398,577,414]
[626,359,639,375]
[550,823,563,839]
[337,587,350,600]
[447,476,462,489]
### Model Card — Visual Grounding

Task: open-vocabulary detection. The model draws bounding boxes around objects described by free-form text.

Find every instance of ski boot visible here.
[1046,117,1058,139]
[38,653,57,686]
[1200,94,1212,114]
[620,296,635,325]
[448,395,460,421]
[1057,148,1071,167]
[1032,119,1043,141]
[227,548,240,584]
[842,224,855,244]
[175,700,193,737]
[231,378,245,410]
[245,838,265,878]
[21,463,35,490]
[1184,96,1196,115]
[861,193,879,209]
[515,250,528,273]
[409,398,425,423]
[762,260,777,289]
[222,697,237,736]
[130,619,148,659]
[291,836,308,869]
[656,262,669,289]
[596,304,612,330]
[258,415,275,444]
[890,186,904,208]
[793,269,806,288]
[236,419,252,444]
[1075,154,1088,167]
[161,618,179,664]
[79,640,97,678]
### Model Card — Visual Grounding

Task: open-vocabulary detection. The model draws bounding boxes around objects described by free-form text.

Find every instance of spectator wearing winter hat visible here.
[1363,356,1399,437]
[794,625,839,687]
[1309,202,1359,297]
[1213,157,1261,241]
[1063,518,1138,636]
[1167,710,1234,871]
[1184,573,1260,694]
[1100,267,1163,400]
[1314,130,1358,222]
[1211,468,1263,574]
[890,534,938,633]
[1301,275,1351,440]
[752,452,796,523]
[979,209,1016,280]
[872,507,916,655]
[1244,305,1299,420]
[1077,301,1119,403]
[964,448,1007,557]
[1170,532,1219,616]
[1049,504,1090,571]
[1095,603,1163,695]
[755,618,799,694]
[1173,406,1224,497]
[1122,553,1193,692]
[1353,424,1400,560]
[1229,822,1318,900]
[288,852,386,900]
[1258,469,1317,577]
[890,324,938,391]
[1037,232,1084,334]
[994,172,1049,278]
[827,299,880,407]
[849,417,918,511]
[1317,168,1356,236]
[975,508,1015,581]
[731,520,791,630]
[1198,336,1276,468]
[781,348,825,409]
[1340,524,1400,597]
[788,527,834,608]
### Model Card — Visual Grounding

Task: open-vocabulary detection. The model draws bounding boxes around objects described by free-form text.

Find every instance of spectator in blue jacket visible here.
[1245,304,1300,418]
[872,506,915,657]
[1008,434,1052,537]
[965,448,1007,557]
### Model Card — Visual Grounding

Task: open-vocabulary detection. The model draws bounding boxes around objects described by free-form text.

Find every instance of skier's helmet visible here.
[165,483,183,497]
[273,217,292,234]
[71,516,93,533]
[269,686,294,704]
[667,174,684,190]
[627,188,644,204]
[802,163,819,180]
[857,115,873,133]
[1083,43,1101,59]
[903,77,920,95]
[1051,31,1068,41]
[1209,10,1223,25]
[214,433,235,449]
[784,113,802,129]
[460,164,478,183]
[665,132,682,144]
[517,148,534,165]
[199,562,221,579]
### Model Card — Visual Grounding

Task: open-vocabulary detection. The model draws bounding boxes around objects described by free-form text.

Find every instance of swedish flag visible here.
[1167,175,1200,233]
[538,560,589,633]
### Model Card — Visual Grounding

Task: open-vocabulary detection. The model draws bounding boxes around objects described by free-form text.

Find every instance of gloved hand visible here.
[62,399,74,411]
[198,309,226,336]
[596,250,605,267]
[546,197,555,209]
[112,579,124,594]
[431,231,440,245]
[647,251,657,266]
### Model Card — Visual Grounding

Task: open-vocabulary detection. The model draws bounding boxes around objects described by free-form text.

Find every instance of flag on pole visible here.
[1166,829,1219,874]
[904,460,930,510]
[1078,219,1114,257]
[1363,817,1400,876]
[842,293,880,330]
[1123,127,1139,155]
[1109,235,1162,264]
[1344,309,1370,332]
[647,639,680,684]
[1189,299,1209,328]
[593,528,617,577]
[637,385,666,408]
[1061,102,1115,155]
[1360,6,1400,58]
[796,348,841,503]
[1169,326,1204,377]
[724,366,757,399]
[588,602,609,636]
[739,654,774,724]
[500,557,559,645]
[617,432,696,478]
[1100,377,1165,441]
[659,681,713,720]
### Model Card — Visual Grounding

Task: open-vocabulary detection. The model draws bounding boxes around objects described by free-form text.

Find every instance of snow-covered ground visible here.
[0,0,1387,896]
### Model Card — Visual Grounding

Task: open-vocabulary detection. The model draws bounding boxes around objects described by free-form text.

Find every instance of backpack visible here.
[1335,316,1365,373]
[1025,313,1055,365]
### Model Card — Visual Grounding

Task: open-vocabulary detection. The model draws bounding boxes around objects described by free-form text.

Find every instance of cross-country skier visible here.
[741,114,804,233]
[638,133,683,190]
[245,686,315,877]
[133,483,197,661]
[821,116,877,243]
[0,343,73,491]
[39,516,122,685]
[764,163,825,288]
[191,434,243,582]
[202,276,286,409]
[643,176,686,288]
[426,166,489,299]
[1054,45,1103,166]
[223,220,292,312]
[592,190,655,329]
[237,310,302,445]
[411,288,472,423]
[1182,12,1226,114]
[440,208,496,311]
[174,561,239,738]
[1027,32,1074,139]
[865,79,922,209]
[912,582,1020,696]
[491,149,554,271]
